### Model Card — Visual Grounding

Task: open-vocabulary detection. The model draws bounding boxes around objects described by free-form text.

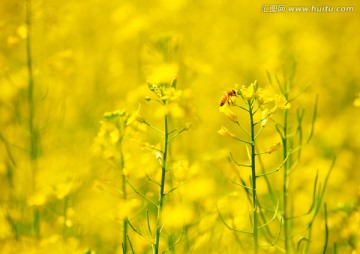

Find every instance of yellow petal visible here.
[256,88,274,104]
[218,126,236,139]
[241,84,254,99]
[220,107,238,123]
[275,95,291,110]
[126,105,140,125]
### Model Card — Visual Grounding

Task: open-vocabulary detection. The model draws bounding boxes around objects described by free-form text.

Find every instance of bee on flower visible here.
[219,90,237,107]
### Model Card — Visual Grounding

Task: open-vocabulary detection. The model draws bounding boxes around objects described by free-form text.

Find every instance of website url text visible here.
[262,5,354,13]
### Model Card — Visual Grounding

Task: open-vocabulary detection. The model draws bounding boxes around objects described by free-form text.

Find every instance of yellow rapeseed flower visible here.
[218,126,236,139]
[275,95,291,109]
[219,106,238,123]
[256,87,274,105]
[271,94,291,112]
[240,80,257,99]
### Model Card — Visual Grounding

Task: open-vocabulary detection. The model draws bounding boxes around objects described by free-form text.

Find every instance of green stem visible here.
[322,203,328,254]
[154,114,169,254]
[26,0,40,238]
[283,108,289,253]
[26,0,33,134]
[248,100,258,254]
[26,0,36,159]
[120,140,128,253]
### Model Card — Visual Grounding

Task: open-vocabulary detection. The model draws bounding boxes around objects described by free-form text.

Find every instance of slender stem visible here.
[26,0,40,238]
[154,114,169,254]
[282,90,293,253]
[127,235,135,254]
[126,178,157,206]
[217,206,253,234]
[322,203,328,254]
[236,122,251,137]
[120,139,128,253]
[235,137,252,145]
[248,100,259,254]
[26,0,34,141]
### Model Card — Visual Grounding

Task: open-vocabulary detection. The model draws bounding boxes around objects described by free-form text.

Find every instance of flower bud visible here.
[266,142,281,154]
[171,76,177,88]
[184,122,192,130]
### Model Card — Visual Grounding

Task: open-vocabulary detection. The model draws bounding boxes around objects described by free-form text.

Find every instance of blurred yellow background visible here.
[1,0,359,253]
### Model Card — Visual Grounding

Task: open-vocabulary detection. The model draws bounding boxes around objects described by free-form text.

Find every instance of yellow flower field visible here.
[1,0,359,253]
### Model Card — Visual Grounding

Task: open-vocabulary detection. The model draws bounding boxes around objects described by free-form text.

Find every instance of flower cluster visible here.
[146,77,195,121]
[217,80,293,252]
[219,80,290,135]
[93,108,145,160]
[147,76,178,103]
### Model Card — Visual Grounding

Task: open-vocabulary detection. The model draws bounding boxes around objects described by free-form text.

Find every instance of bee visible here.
[220,90,237,106]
